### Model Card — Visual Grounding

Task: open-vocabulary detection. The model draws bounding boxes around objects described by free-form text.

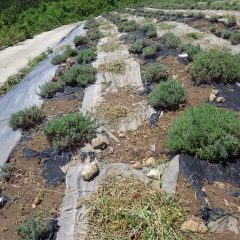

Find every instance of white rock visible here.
[147,165,165,180]
[216,96,225,103]
[209,93,216,102]
[181,219,208,233]
[179,53,188,58]
[211,89,219,95]
[91,135,109,150]
[81,162,99,181]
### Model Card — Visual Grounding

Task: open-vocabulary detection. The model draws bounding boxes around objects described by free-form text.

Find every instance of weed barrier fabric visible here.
[179,154,240,221]
[24,147,72,186]
[215,83,240,112]
[0,24,86,166]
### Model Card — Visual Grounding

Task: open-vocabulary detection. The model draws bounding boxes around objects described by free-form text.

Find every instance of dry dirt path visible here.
[0,23,79,85]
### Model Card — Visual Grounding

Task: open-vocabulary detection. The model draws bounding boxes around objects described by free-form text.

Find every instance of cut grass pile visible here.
[85,177,189,240]
[98,60,127,75]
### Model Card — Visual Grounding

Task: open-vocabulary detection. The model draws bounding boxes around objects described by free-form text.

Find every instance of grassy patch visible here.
[149,78,186,110]
[98,104,128,120]
[119,20,139,32]
[0,50,50,95]
[167,104,240,162]
[9,106,44,130]
[38,81,64,99]
[44,113,96,150]
[190,49,240,84]
[100,41,122,52]
[226,15,237,27]
[230,32,240,45]
[182,32,204,41]
[16,211,49,240]
[85,177,189,240]
[61,64,96,86]
[157,22,177,30]
[184,43,202,61]
[143,63,169,83]
[98,60,127,75]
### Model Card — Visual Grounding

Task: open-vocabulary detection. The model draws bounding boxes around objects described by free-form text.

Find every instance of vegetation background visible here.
[1,0,240,48]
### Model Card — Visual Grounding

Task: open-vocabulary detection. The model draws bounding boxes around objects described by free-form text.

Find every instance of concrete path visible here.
[0,23,79,85]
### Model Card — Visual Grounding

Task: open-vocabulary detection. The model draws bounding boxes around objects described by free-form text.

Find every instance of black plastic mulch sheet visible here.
[215,84,240,112]
[24,147,71,186]
[179,154,240,221]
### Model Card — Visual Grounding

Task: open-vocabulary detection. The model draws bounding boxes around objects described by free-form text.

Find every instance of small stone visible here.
[132,162,143,170]
[211,89,219,95]
[216,97,225,103]
[181,219,208,233]
[209,93,216,102]
[145,157,156,167]
[91,136,108,150]
[33,196,41,206]
[108,147,114,154]
[150,144,156,153]
[147,165,165,180]
[81,162,99,181]
[118,133,125,138]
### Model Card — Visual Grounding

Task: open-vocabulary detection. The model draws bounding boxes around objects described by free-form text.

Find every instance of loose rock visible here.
[91,136,109,150]
[209,93,216,102]
[216,96,225,103]
[145,157,156,167]
[81,162,99,181]
[132,162,143,170]
[147,165,165,180]
[211,89,219,95]
[181,219,208,233]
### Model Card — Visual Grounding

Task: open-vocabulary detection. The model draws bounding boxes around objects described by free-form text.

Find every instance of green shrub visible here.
[77,48,97,64]
[162,32,181,48]
[184,43,202,61]
[16,212,48,240]
[210,24,217,33]
[61,64,96,86]
[44,113,96,150]
[51,46,78,65]
[141,24,157,38]
[143,63,169,83]
[87,29,104,41]
[167,104,240,162]
[142,43,161,58]
[38,81,64,99]
[214,29,222,37]
[149,79,186,110]
[74,36,88,46]
[210,15,219,23]
[118,20,139,32]
[230,32,240,45]
[0,163,15,182]
[9,106,44,130]
[226,15,237,27]
[190,49,240,84]
[221,30,231,39]
[129,38,148,54]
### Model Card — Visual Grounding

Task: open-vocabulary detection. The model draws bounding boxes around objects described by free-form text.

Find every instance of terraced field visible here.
[0,6,240,240]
